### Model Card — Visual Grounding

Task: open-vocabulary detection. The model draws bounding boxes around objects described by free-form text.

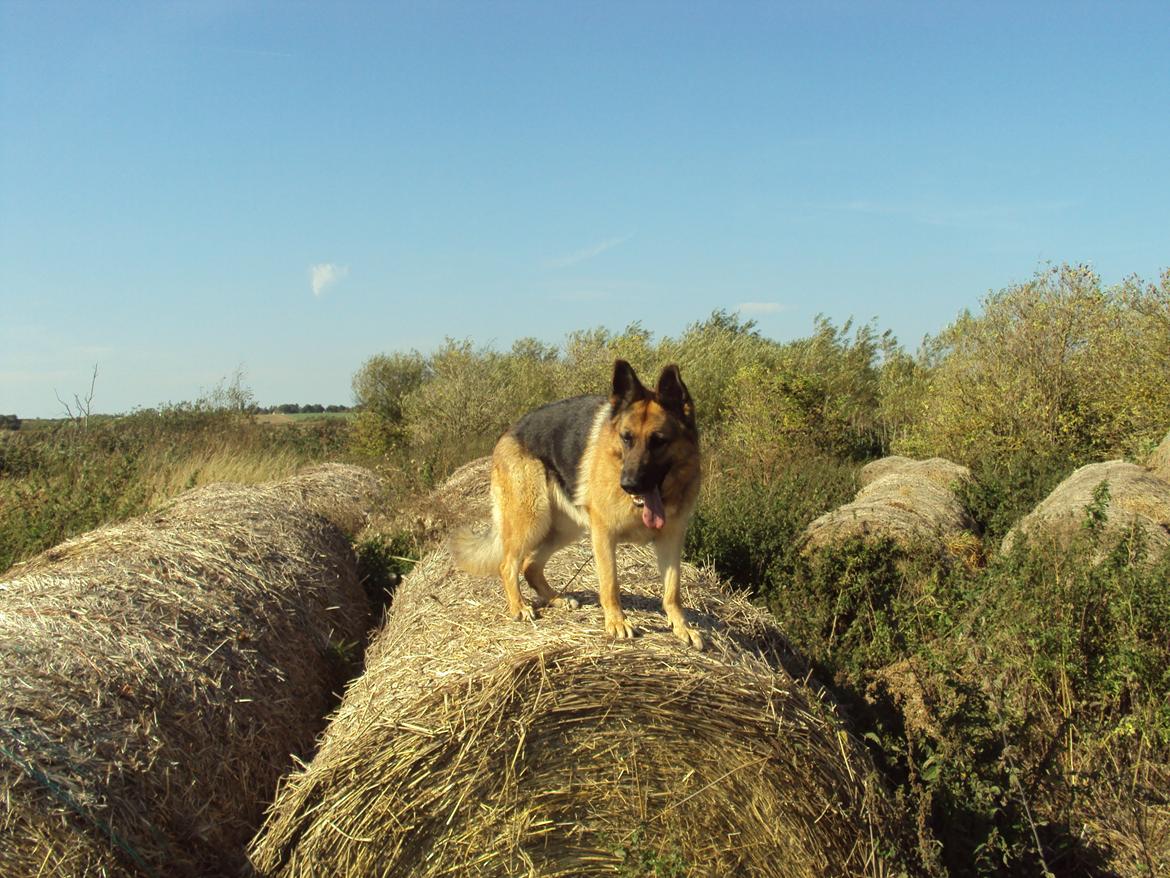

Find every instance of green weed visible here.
[609,827,688,878]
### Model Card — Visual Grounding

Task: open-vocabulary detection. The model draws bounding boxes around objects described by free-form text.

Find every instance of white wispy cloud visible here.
[544,235,631,270]
[736,301,793,315]
[310,263,349,297]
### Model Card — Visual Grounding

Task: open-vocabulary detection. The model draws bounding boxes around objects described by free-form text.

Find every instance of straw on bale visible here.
[1147,429,1170,483]
[370,456,495,551]
[1001,459,1170,562]
[0,464,378,878]
[267,461,386,534]
[801,456,978,558]
[249,465,913,878]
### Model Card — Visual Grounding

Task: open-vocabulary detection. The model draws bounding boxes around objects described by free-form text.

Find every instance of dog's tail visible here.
[448,524,502,576]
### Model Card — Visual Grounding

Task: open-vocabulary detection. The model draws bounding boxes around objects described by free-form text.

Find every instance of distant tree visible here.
[0,414,20,431]
[722,317,888,463]
[198,367,255,413]
[658,310,779,430]
[900,264,1170,465]
[352,351,429,425]
[302,404,325,414]
[278,403,301,414]
[325,404,349,413]
[55,363,98,432]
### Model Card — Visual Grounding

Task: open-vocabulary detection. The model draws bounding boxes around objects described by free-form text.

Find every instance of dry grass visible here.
[250,464,915,878]
[0,464,379,878]
[1030,735,1170,878]
[1001,459,1170,562]
[136,441,311,507]
[801,456,978,560]
[1148,429,1170,483]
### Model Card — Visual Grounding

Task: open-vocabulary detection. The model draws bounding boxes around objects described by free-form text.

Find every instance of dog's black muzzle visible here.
[620,462,666,497]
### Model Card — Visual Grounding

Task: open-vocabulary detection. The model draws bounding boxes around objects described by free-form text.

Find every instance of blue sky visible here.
[2,1,1168,417]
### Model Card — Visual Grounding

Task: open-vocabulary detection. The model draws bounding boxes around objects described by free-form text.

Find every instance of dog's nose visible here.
[620,475,641,494]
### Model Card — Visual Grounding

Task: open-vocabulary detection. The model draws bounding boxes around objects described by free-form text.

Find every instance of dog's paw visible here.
[604,615,636,640]
[511,603,537,623]
[534,593,579,611]
[672,623,704,650]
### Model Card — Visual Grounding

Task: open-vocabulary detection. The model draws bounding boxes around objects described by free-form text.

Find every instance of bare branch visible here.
[53,363,99,431]
[54,388,77,423]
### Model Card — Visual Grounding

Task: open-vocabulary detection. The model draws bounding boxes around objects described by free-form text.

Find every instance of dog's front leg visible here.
[655,529,704,650]
[591,521,634,639]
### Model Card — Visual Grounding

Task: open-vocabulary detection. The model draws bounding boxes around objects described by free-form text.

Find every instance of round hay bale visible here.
[0,467,378,877]
[1147,430,1170,484]
[802,456,977,557]
[857,455,972,492]
[249,546,913,876]
[1001,459,1170,561]
[365,456,494,552]
[268,462,385,534]
[432,455,495,520]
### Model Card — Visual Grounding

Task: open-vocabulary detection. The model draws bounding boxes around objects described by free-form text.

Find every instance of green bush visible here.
[556,323,659,401]
[900,264,1170,469]
[717,318,913,462]
[751,503,1170,877]
[658,310,781,430]
[355,530,419,615]
[351,312,920,477]
[355,316,805,478]
[352,350,429,429]
[399,338,563,482]
[685,450,856,592]
[958,449,1081,545]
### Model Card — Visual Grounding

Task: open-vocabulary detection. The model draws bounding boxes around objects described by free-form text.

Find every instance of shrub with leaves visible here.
[658,310,781,430]
[760,495,1170,877]
[352,351,429,425]
[719,318,903,462]
[399,339,562,481]
[900,264,1170,468]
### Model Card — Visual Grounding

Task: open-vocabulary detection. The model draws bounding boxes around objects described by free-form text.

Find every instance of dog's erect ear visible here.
[611,359,648,410]
[656,364,696,431]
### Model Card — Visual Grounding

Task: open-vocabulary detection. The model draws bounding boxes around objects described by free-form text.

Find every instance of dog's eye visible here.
[620,431,634,448]
[649,432,666,447]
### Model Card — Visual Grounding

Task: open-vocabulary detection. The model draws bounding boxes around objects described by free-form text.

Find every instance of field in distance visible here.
[255,411,356,425]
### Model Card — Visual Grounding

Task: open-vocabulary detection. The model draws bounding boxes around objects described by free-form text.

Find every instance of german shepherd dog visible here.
[450,360,704,648]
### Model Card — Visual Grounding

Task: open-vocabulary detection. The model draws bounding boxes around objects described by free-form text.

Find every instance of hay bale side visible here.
[803,455,977,557]
[0,466,378,877]
[368,456,495,551]
[268,461,384,533]
[1147,430,1170,483]
[858,455,972,492]
[250,544,913,875]
[1001,459,1170,561]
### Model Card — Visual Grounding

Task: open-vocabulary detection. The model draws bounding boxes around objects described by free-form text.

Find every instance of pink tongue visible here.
[641,487,666,530]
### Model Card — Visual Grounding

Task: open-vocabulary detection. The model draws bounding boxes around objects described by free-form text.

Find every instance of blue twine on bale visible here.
[0,724,160,878]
